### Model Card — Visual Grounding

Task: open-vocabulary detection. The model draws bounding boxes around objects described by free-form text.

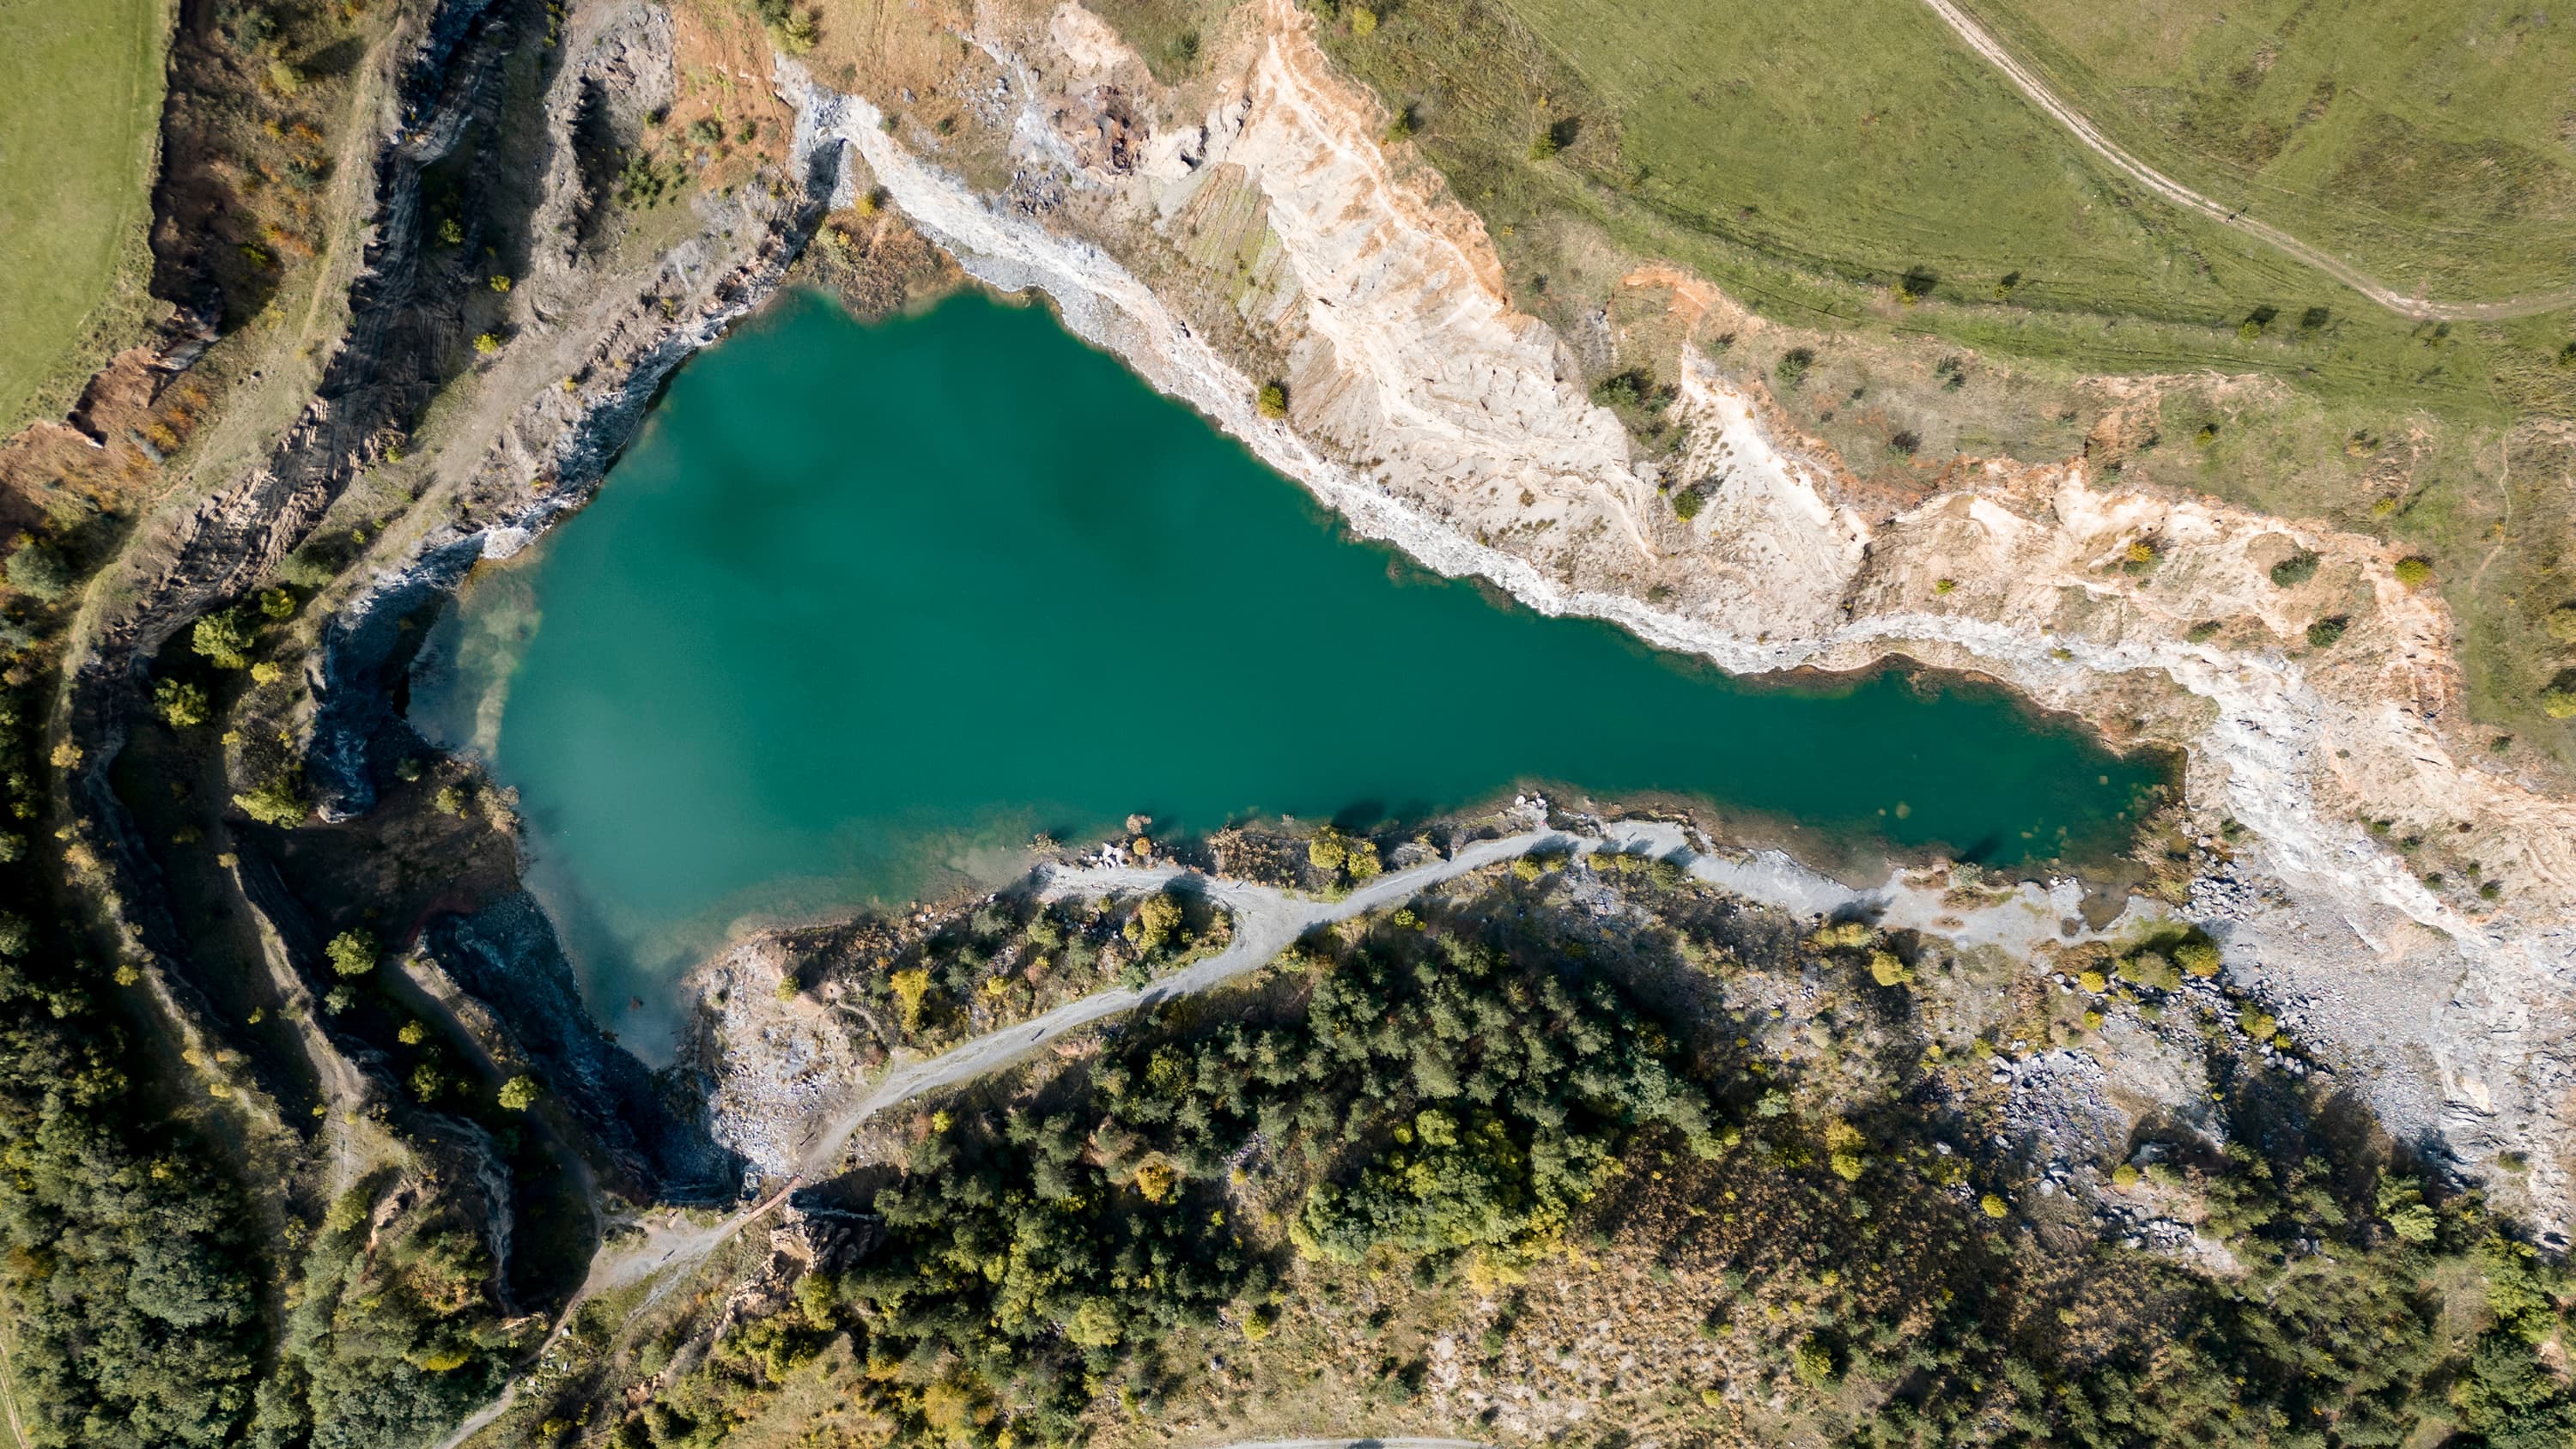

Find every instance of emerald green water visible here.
[413,291,2160,1048]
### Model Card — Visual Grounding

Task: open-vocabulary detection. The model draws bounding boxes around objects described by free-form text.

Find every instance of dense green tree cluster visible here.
[0,700,262,1446]
[247,1177,519,1449]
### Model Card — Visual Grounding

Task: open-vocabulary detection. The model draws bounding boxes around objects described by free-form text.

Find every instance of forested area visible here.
[0,692,263,1446]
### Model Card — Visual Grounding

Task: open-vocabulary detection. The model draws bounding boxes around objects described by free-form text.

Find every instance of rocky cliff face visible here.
[771,0,2573,1227]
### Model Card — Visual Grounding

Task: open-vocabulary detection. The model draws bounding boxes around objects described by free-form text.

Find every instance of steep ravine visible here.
[764,0,2573,1223]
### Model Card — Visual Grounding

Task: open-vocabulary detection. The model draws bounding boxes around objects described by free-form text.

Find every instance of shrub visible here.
[0,834,21,864]
[409,1064,446,1102]
[325,930,379,978]
[498,1075,540,1111]
[2393,556,2433,590]
[1133,893,1183,955]
[2111,1163,2141,1191]
[2185,619,2221,643]
[1791,1335,1839,1386]
[489,274,513,294]
[234,775,309,827]
[258,587,296,619]
[433,784,468,815]
[1307,825,1350,873]
[1382,105,1415,142]
[155,679,211,729]
[689,117,723,146]
[2125,539,2158,566]
[0,913,30,958]
[473,333,501,356]
[268,59,302,94]
[2117,951,2182,991]
[1867,951,1910,987]
[1672,488,1704,522]
[1774,348,1814,388]
[2269,549,2320,587]
[2076,968,2108,993]
[2541,670,2576,720]
[1895,266,1935,304]
[2306,615,2348,648]
[1979,1192,2008,1218]
[2176,942,2221,978]
[890,967,933,1032]
[191,609,257,669]
[1527,129,1558,161]
[2546,605,2576,643]
[1348,4,1377,35]
[279,549,333,590]
[1256,381,1288,419]
[1932,577,1955,594]
[1887,429,1921,456]
[4,540,71,601]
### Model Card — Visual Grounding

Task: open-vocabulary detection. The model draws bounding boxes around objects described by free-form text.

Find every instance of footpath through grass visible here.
[1962,0,2576,304]
[0,0,172,437]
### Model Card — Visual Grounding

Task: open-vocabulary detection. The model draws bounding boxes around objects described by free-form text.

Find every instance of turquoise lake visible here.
[411,290,2163,1051]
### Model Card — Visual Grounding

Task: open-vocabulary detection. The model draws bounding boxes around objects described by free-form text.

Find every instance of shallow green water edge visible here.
[410,288,2172,1053]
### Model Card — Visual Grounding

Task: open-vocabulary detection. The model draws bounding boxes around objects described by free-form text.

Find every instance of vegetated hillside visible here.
[519,865,2575,1449]
[1963,0,2576,300]
[0,0,170,437]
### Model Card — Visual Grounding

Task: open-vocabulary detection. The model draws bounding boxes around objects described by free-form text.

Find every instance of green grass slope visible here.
[1963,0,2576,302]
[0,0,173,437]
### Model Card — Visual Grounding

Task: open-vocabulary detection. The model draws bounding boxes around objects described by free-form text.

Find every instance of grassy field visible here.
[0,0,172,439]
[1314,0,2576,405]
[1964,0,2576,302]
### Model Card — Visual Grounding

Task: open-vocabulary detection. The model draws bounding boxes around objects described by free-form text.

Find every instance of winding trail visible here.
[1917,0,2576,322]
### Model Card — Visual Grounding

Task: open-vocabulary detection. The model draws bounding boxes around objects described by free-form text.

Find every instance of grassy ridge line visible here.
[1923,0,2576,319]
[0,0,175,438]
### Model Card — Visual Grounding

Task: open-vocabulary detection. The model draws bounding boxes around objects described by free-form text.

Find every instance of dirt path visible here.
[1917,0,2576,323]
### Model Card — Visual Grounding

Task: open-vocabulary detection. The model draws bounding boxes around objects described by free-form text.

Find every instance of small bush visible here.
[1979,1192,2008,1219]
[2176,941,2221,978]
[498,1075,540,1111]
[4,540,71,601]
[1791,1336,1839,1387]
[1349,5,1377,35]
[325,930,379,978]
[155,680,211,730]
[1774,348,1814,388]
[2269,550,2320,587]
[689,118,723,146]
[2117,951,2182,991]
[1932,577,1955,594]
[258,588,296,620]
[2393,556,2433,590]
[1672,488,1704,523]
[192,609,258,670]
[1382,105,1415,142]
[234,775,309,828]
[2540,670,2576,721]
[1527,128,1558,161]
[1256,382,1288,419]
[1887,429,1920,456]
[2306,615,2348,648]
[473,333,501,356]
[2545,605,2576,643]
[2185,619,2221,643]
